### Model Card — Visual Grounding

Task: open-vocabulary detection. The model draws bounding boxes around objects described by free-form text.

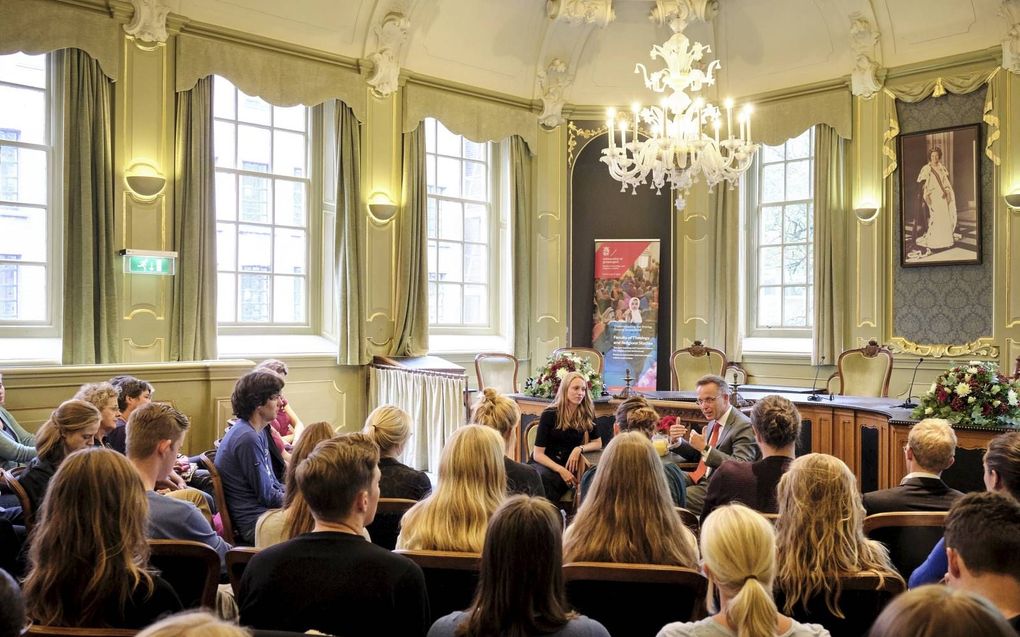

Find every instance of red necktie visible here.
[688,423,721,484]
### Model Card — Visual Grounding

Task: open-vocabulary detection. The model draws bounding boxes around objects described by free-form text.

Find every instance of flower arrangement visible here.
[912,361,1020,428]
[523,352,605,399]
[657,415,677,435]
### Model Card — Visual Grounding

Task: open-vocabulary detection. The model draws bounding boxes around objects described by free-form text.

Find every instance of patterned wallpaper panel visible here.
[892,90,993,345]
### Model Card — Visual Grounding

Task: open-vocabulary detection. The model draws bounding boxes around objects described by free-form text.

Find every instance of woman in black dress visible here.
[363,404,431,500]
[472,387,544,497]
[529,371,601,503]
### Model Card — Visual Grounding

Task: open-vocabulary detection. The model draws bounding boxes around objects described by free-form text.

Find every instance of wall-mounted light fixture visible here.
[124,161,166,199]
[853,206,880,222]
[367,192,398,221]
[1004,191,1020,210]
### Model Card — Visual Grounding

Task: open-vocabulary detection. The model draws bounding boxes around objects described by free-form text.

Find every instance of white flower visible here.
[925,407,934,415]
[968,396,976,404]
[928,383,937,395]
[967,367,979,374]
[993,400,1001,408]
[956,383,971,397]
[964,374,973,383]
[969,360,981,366]
[555,368,568,380]
[991,384,1001,394]
[1009,389,1019,407]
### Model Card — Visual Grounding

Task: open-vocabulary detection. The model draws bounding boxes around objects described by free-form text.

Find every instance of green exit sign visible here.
[122,254,176,276]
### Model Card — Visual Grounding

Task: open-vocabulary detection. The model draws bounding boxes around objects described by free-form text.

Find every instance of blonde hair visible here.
[34,399,101,464]
[774,454,902,617]
[563,432,698,566]
[396,425,506,552]
[869,585,1016,637]
[136,611,249,637]
[908,418,957,472]
[550,371,595,433]
[471,387,520,441]
[701,505,779,637]
[363,405,412,456]
[281,421,336,539]
[73,382,120,413]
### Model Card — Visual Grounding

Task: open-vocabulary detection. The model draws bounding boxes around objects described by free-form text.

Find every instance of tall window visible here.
[748,128,814,335]
[0,53,54,327]
[424,118,497,332]
[213,76,310,327]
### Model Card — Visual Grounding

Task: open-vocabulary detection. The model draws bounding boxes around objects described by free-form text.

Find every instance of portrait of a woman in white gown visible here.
[913,147,957,257]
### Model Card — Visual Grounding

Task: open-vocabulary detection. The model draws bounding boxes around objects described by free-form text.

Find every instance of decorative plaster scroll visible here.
[567,121,607,168]
[366,12,410,98]
[546,0,615,27]
[124,0,170,44]
[650,0,719,28]
[536,58,572,129]
[1001,0,1020,74]
[849,13,882,98]
[886,337,999,359]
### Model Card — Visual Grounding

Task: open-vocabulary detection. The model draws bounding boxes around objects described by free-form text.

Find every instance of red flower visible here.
[658,415,676,433]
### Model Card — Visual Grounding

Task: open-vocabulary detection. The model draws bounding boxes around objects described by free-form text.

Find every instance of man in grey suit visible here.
[669,375,760,515]
[863,418,962,515]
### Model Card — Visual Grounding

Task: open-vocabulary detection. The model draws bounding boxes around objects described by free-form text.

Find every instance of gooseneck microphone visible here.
[896,357,925,408]
[808,355,825,402]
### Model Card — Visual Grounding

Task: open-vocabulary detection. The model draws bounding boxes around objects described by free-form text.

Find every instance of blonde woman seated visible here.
[428,495,609,637]
[136,611,248,637]
[397,424,506,553]
[658,504,829,637]
[472,387,544,497]
[255,421,338,547]
[530,371,601,504]
[868,585,1016,637]
[364,405,432,501]
[72,382,121,448]
[564,431,698,567]
[774,454,902,635]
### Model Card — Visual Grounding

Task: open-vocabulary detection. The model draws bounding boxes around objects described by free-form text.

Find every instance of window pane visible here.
[761,163,784,203]
[237,92,271,125]
[213,77,235,119]
[425,120,436,153]
[274,180,306,226]
[427,240,438,281]
[238,126,271,170]
[217,273,236,322]
[786,159,811,200]
[273,130,306,177]
[0,87,46,145]
[464,243,487,283]
[216,223,237,270]
[0,264,46,321]
[784,204,809,243]
[464,284,487,324]
[273,276,305,322]
[787,129,811,160]
[274,228,306,275]
[428,283,437,324]
[463,139,486,160]
[427,198,438,237]
[759,206,782,245]
[237,225,272,271]
[438,200,463,241]
[758,287,781,327]
[436,157,462,196]
[464,161,486,200]
[436,123,461,156]
[273,105,306,132]
[436,241,463,282]
[214,121,236,168]
[239,273,271,322]
[0,53,46,89]
[759,247,781,285]
[215,173,237,221]
[426,155,437,194]
[437,283,461,323]
[784,286,808,326]
[0,207,47,262]
[464,203,487,242]
[783,245,808,284]
[239,175,270,223]
[761,142,784,164]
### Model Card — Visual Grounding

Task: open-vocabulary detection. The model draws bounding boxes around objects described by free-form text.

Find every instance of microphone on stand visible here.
[808,355,825,402]
[896,357,925,408]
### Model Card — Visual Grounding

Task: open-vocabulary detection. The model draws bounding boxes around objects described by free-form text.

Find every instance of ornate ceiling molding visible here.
[849,12,882,98]
[1000,0,1020,74]
[123,0,170,44]
[366,11,410,98]
[547,0,615,28]
[649,0,718,27]
[537,58,572,129]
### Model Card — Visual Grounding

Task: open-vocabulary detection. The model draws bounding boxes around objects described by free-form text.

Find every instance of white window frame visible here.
[744,127,814,341]
[0,52,62,340]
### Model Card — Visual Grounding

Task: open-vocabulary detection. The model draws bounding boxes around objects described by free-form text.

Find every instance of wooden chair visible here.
[675,507,700,539]
[864,511,948,580]
[198,450,237,544]
[366,497,417,550]
[474,352,519,394]
[25,628,137,636]
[670,341,727,391]
[551,347,605,377]
[148,539,220,609]
[563,562,707,636]
[827,339,894,397]
[226,546,260,596]
[1014,355,1020,380]
[778,573,905,637]
[394,549,481,625]
[1,468,31,530]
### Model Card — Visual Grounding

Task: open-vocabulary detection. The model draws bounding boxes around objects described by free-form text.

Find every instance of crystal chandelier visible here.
[602,11,758,211]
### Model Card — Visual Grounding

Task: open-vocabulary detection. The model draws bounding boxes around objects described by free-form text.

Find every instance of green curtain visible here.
[335,102,366,365]
[509,135,532,362]
[711,186,742,361]
[169,76,217,361]
[61,48,119,364]
[813,125,847,365]
[391,126,429,356]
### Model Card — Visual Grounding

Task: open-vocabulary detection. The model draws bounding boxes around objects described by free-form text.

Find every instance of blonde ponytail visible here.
[725,576,778,637]
[362,405,412,455]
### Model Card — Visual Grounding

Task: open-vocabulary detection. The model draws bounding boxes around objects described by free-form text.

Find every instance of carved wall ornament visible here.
[537,58,572,129]
[848,13,882,97]
[650,0,719,28]
[886,337,999,359]
[1000,1,1020,74]
[367,12,410,98]
[547,0,615,27]
[567,121,607,168]
[123,0,170,44]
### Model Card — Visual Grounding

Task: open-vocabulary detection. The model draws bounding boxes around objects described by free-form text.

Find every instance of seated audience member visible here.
[774,454,902,626]
[363,405,432,500]
[700,394,800,524]
[255,421,339,547]
[428,495,609,637]
[126,402,230,567]
[18,399,101,514]
[397,424,506,553]
[255,359,305,448]
[108,375,153,454]
[136,611,248,637]
[0,372,36,472]
[530,371,601,504]
[0,567,25,637]
[863,418,962,515]
[944,491,1020,630]
[73,382,121,448]
[564,432,698,567]
[238,434,429,636]
[868,585,1016,637]
[910,431,1020,588]
[216,369,286,545]
[669,375,759,515]
[23,448,182,627]
[471,388,544,497]
[580,400,686,507]
[659,504,830,637]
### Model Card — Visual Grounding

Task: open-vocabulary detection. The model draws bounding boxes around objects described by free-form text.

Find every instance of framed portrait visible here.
[898,123,982,267]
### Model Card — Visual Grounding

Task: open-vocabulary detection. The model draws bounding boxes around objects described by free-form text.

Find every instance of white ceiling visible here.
[169,0,1007,105]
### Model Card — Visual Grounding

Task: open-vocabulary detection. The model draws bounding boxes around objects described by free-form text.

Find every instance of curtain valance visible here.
[0,0,120,80]
[752,85,852,146]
